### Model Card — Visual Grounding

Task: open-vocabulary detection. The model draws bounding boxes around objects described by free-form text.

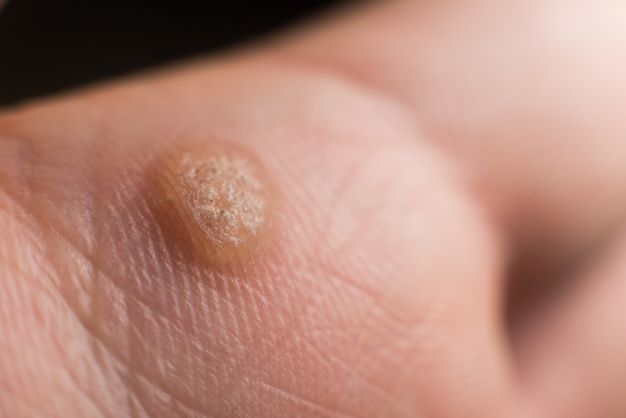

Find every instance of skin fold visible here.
[1,1,626,417]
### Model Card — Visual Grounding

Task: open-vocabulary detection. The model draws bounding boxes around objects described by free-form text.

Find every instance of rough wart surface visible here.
[157,146,271,265]
[181,153,265,245]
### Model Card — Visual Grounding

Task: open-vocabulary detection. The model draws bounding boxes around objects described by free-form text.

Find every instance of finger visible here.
[516,229,626,418]
[0,54,523,416]
[275,0,626,279]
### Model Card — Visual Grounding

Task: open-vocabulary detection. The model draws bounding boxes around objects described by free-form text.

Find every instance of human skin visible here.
[2,1,626,417]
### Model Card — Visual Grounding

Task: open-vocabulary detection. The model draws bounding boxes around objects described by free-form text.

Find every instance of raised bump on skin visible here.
[152,143,273,267]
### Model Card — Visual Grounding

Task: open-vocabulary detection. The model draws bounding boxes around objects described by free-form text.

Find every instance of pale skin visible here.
[1,1,626,417]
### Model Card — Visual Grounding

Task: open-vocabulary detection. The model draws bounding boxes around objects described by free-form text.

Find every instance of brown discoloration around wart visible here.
[152,143,273,268]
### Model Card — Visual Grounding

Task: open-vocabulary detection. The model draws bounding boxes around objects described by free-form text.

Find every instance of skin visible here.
[1,0,626,417]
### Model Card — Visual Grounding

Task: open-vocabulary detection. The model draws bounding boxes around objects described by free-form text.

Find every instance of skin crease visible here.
[1,0,626,417]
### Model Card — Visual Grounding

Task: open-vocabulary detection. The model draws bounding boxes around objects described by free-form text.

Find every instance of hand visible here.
[1,1,626,417]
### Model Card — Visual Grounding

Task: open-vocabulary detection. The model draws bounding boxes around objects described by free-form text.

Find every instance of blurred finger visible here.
[517,229,626,417]
[276,0,626,280]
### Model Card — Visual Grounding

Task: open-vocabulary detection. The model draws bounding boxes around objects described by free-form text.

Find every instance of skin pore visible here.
[2,1,626,417]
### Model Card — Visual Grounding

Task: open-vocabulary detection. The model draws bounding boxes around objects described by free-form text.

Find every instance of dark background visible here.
[0,0,344,106]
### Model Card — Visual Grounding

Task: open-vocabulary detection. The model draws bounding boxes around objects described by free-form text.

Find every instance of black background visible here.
[0,0,344,106]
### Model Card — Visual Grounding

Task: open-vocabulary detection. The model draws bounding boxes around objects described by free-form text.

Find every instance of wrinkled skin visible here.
[2,1,626,417]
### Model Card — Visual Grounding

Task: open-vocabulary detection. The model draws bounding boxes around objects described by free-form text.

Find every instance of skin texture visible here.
[1,1,626,417]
